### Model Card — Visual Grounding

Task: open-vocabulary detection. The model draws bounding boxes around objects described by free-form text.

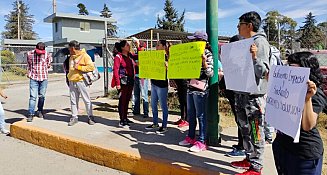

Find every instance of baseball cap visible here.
[187,31,208,41]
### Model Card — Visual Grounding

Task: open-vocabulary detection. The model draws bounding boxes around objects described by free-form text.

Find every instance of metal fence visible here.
[0,45,65,85]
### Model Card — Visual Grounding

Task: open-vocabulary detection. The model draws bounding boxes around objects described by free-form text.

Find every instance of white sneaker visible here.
[0,128,9,134]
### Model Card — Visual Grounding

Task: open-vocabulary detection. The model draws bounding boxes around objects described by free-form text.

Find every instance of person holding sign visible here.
[131,38,149,118]
[111,40,135,128]
[272,52,327,175]
[178,31,214,153]
[230,12,270,175]
[145,40,170,134]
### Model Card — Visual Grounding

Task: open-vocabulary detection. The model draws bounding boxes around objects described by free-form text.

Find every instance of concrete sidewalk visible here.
[9,97,277,175]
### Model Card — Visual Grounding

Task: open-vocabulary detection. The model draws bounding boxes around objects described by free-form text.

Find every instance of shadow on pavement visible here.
[111,120,239,175]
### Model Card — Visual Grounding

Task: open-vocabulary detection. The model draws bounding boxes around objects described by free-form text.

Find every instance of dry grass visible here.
[317,113,327,174]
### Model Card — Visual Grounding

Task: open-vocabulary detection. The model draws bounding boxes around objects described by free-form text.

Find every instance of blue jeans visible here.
[28,79,48,115]
[151,84,168,128]
[0,102,6,129]
[273,136,323,175]
[133,77,149,116]
[187,92,208,143]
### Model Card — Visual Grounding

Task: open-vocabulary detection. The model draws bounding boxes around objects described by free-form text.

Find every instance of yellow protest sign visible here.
[168,41,206,79]
[138,50,166,80]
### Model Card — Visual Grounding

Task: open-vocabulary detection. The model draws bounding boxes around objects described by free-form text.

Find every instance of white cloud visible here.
[185,12,205,20]
[89,10,101,16]
[283,9,327,19]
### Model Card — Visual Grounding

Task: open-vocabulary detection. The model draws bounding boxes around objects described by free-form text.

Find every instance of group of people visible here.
[0,10,325,175]
[110,11,327,175]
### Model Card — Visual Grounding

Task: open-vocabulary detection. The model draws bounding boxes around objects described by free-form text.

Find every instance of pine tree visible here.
[156,0,185,32]
[100,3,118,37]
[77,3,89,15]
[1,0,37,40]
[298,12,324,49]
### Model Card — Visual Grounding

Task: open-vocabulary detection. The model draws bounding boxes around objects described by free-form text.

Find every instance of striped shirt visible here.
[27,50,52,81]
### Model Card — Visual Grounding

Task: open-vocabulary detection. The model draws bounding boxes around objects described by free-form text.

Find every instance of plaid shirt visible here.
[27,50,52,81]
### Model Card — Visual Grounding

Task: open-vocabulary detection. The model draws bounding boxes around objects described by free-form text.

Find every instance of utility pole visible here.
[53,0,57,13]
[17,0,20,40]
[206,0,220,146]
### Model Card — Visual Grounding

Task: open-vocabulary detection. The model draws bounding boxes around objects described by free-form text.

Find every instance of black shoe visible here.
[119,120,130,128]
[36,111,44,118]
[143,114,149,118]
[156,127,168,134]
[27,115,33,122]
[88,116,95,125]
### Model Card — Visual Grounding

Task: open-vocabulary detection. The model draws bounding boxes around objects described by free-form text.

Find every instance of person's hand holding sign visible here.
[250,43,258,60]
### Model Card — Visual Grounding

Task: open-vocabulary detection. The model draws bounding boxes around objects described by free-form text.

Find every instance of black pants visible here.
[175,80,187,121]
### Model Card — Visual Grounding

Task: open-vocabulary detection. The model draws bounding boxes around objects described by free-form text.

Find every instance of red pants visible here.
[118,85,133,121]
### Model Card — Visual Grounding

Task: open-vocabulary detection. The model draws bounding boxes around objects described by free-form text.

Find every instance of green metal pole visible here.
[206,0,220,146]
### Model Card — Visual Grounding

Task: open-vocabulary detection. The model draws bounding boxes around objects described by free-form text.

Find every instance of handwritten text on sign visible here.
[265,65,310,143]
[168,41,206,79]
[138,50,166,80]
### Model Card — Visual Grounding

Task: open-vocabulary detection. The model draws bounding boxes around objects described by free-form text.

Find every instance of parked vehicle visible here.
[311,50,327,96]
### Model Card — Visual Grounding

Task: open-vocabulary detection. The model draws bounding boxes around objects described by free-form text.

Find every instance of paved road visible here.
[1,74,129,175]
[0,135,129,175]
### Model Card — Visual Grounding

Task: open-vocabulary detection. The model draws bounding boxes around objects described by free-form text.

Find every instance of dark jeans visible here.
[187,92,208,143]
[272,137,323,175]
[175,80,187,121]
[225,89,243,149]
[118,85,133,121]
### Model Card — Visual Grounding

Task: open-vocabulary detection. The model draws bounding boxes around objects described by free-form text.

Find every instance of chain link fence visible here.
[0,45,65,85]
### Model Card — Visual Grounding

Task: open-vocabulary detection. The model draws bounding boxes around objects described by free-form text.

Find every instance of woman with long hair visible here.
[111,40,135,128]
[272,52,327,174]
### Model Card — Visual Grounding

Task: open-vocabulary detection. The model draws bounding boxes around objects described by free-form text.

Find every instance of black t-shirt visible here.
[276,88,327,160]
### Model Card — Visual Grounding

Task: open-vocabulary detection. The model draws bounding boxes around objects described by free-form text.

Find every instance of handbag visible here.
[75,56,100,86]
[120,76,134,86]
[83,63,100,86]
[189,79,207,91]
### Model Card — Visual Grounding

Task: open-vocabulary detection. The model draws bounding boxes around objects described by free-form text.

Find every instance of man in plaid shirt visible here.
[26,42,52,122]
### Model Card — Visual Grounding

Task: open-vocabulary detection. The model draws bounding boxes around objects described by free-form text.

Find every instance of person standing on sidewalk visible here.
[145,40,169,134]
[0,88,9,134]
[230,11,270,175]
[220,35,246,158]
[131,38,149,118]
[67,40,95,126]
[26,42,52,122]
[273,52,327,175]
[178,31,214,153]
[111,40,135,128]
[171,79,188,128]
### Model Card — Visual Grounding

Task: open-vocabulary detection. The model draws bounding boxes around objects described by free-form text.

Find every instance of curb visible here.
[10,121,221,175]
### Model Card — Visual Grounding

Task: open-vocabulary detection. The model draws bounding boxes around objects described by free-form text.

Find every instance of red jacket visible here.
[111,53,135,88]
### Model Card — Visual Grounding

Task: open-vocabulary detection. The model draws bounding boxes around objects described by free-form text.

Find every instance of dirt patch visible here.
[317,113,327,174]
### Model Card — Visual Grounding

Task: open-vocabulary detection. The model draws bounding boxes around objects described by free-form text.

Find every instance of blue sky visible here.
[0,0,327,41]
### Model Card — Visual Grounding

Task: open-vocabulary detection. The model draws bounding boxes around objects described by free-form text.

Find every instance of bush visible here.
[1,50,15,64]
[9,66,27,76]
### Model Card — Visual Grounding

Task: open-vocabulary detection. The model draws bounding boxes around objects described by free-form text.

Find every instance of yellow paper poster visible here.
[168,41,206,79]
[138,50,166,80]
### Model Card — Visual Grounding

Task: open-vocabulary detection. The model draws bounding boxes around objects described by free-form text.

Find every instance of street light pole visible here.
[206,0,220,146]
[17,0,20,40]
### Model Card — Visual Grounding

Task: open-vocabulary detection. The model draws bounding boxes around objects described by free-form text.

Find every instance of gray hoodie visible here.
[252,31,270,95]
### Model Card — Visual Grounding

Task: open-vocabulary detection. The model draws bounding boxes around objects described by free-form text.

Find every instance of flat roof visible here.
[2,39,41,46]
[44,13,116,23]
